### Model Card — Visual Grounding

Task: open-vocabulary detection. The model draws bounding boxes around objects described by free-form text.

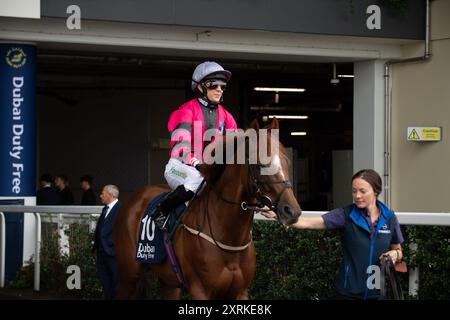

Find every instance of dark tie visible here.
[101,205,109,223]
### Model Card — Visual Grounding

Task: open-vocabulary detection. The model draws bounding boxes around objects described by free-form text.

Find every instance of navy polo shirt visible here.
[322,200,404,299]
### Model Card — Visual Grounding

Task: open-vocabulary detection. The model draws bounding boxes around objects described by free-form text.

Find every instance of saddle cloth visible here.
[135,192,186,264]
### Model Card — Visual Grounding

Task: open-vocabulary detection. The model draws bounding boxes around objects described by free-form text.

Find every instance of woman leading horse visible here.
[113,118,302,299]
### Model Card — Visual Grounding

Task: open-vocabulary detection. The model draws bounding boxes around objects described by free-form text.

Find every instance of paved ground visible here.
[0,287,76,300]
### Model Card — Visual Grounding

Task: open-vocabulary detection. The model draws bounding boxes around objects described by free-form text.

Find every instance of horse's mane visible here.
[199,122,286,186]
[198,130,244,186]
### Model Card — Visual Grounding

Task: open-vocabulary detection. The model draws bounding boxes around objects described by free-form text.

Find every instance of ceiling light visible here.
[267,115,308,120]
[254,87,306,93]
[291,132,307,136]
[338,74,354,78]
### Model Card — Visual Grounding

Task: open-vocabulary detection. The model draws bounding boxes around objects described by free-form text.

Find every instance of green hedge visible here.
[250,222,341,299]
[10,221,103,299]
[402,225,450,299]
[9,221,450,300]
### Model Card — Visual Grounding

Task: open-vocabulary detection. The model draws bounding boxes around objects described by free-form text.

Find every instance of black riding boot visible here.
[152,185,194,230]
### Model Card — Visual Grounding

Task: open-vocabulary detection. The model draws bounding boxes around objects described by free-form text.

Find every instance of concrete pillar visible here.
[353,60,386,201]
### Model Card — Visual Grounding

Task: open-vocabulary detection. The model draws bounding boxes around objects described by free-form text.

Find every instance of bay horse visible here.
[113,118,302,299]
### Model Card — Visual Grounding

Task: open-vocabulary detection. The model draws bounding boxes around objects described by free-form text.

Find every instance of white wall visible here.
[0,0,40,19]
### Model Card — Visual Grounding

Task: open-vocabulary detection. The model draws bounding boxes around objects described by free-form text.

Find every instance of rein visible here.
[180,223,252,252]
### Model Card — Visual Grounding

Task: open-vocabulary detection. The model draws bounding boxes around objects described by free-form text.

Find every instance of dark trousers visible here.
[334,292,379,300]
[334,292,358,300]
[96,249,119,300]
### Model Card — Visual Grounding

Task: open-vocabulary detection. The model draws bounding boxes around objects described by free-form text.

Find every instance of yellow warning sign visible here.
[421,128,441,140]
[407,127,442,141]
[408,129,420,140]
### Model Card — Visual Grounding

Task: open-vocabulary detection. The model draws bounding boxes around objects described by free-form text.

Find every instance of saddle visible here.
[135,192,186,264]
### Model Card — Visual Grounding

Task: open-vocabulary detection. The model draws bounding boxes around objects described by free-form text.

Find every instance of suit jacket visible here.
[81,188,97,205]
[58,187,74,205]
[94,200,121,256]
[36,186,61,205]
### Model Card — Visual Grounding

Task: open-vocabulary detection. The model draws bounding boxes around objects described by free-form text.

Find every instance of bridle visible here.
[214,162,293,213]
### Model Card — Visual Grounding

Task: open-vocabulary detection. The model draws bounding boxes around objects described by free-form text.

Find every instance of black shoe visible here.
[152,186,193,230]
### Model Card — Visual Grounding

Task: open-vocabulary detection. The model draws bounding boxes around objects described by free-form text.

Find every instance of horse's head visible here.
[201,118,301,226]
[246,118,302,226]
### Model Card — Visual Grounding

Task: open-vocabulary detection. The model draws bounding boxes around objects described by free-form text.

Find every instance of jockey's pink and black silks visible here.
[167,99,237,165]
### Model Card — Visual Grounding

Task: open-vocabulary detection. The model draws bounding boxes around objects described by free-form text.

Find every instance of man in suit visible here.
[36,173,61,205]
[80,175,97,205]
[93,184,121,300]
[54,174,74,205]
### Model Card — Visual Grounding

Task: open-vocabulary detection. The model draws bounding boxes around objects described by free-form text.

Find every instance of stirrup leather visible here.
[154,213,170,230]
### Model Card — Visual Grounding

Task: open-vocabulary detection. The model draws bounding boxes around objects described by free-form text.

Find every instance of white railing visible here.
[0,205,450,296]
[0,206,102,291]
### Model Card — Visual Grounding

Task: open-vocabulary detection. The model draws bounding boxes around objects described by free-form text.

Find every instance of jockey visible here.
[152,61,238,230]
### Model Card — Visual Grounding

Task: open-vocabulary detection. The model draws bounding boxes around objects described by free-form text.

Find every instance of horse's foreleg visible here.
[115,261,142,299]
[188,283,215,300]
[160,286,181,300]
[116,275,140,300]
[235,290,249,300]
[159,278,181,300]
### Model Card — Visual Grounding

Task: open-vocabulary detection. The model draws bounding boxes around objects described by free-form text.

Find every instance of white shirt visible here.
[104,198,118,219]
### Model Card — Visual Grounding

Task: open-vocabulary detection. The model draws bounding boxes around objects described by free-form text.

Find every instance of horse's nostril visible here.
[283,206,292,215]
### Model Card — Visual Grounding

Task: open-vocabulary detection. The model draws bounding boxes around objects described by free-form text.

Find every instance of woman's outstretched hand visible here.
[259,210,277,220]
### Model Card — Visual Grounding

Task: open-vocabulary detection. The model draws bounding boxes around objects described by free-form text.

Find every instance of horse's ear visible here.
[270,117,279,130]
[249,118,260,130]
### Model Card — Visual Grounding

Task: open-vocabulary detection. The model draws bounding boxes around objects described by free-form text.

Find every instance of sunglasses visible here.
[204,80,227,90]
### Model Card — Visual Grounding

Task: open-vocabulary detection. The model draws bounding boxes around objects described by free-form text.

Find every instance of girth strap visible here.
[181,223,252,252]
